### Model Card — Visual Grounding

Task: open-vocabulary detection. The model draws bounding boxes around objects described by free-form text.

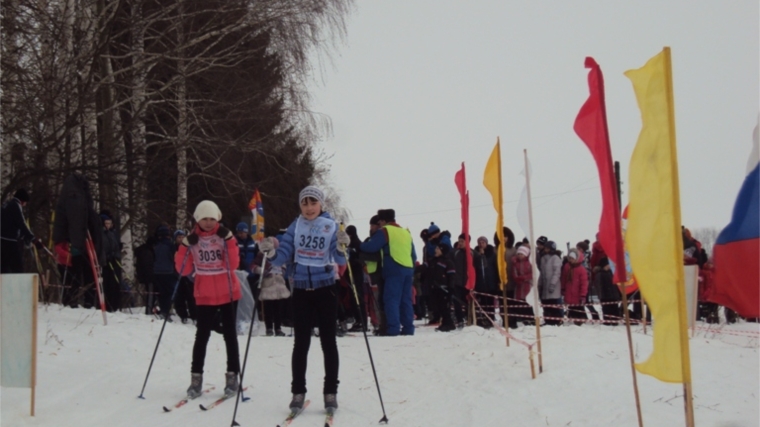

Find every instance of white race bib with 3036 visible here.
[293,216,336,267]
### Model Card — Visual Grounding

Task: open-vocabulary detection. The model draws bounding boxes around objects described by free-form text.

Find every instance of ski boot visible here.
[324,393,338,414]
[224,372,239,396]
[290,393,306,412]
[187,373,203,399]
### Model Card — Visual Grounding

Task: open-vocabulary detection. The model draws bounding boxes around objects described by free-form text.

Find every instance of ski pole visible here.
[222,239,251,403]
[339,225,388,424]
[85,232,108,325]
[230,254,266,427]
[138,247,191,399]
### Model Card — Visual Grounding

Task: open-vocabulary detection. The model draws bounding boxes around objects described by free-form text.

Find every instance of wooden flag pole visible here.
[502,286,510,346]
[620,282,644,427]
[523,149,543,374]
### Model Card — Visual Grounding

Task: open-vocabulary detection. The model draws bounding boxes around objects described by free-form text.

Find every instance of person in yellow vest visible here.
[360,209,417,336]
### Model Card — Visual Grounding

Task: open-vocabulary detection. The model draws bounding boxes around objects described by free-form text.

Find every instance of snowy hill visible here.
[2,306,758,427]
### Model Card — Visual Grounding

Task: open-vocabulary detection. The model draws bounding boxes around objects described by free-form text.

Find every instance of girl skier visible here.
[258,186,349,414]
[175,200,242,398]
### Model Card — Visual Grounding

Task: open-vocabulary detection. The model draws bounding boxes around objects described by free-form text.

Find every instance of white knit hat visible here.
[517,245,530,257]
[193,200,222,222]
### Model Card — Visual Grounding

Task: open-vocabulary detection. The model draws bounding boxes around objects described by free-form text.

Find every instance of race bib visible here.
[190,234,227,275]
[293,216,336,267]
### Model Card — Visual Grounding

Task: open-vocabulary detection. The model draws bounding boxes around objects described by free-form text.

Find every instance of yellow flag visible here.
[625,47,692,384]
[483,139,507,288]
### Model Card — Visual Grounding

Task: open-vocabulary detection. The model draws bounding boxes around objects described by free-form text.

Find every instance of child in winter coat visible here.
[257,186,349,414]
[430,243,457,332]
[562,248,589,325]
[175,200,242,399]
[539,241,563,325]
[252,247,290,336]
[511,245,535,325]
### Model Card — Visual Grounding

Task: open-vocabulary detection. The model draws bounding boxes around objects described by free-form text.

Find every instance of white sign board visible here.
[0,273,38,416]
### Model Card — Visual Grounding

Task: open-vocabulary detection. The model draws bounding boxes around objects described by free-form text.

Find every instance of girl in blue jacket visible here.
[258,186,349,415]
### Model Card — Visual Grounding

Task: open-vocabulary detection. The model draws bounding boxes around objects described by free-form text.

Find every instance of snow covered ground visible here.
[2,305,758,427]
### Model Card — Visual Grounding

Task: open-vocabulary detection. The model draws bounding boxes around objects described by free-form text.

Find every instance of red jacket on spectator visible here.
[590,240,606,269]
[511,255,532,300]
[55,241,72,267]
[562,251,588,305]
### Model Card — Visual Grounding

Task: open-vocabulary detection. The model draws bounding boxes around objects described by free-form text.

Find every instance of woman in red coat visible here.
[561,248,589,325]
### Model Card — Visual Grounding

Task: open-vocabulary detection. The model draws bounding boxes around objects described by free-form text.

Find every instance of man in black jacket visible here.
[1,189,42,273]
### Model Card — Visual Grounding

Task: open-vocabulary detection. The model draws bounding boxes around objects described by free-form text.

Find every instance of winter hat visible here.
[13,188,30,202]
[346,225,359,239]
[546,241,557,251]
[377,209,396,223]
[537,236,548,246]
[369,215,380,225]
[174,230,186,239]
[100,213,112,222]
[598,257,609,268]
[427,222,440,235]
[193,200,222,222]
[236,222,249,233]
[299,186,325,206]
[157,225,171,237]
[517,246,530,257]
[477,236,488,244]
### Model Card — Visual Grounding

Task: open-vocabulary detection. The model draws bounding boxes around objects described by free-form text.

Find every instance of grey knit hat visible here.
[299,186,325,206]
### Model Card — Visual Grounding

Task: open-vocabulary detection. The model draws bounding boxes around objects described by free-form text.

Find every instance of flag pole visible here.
[523,149,543,374]
[615,156,644,427]
[497,140,510,347]
[663,46,695,427]
[620,281,644,427]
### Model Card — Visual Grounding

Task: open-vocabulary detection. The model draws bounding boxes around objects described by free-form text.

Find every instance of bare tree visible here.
[692,227,721,258]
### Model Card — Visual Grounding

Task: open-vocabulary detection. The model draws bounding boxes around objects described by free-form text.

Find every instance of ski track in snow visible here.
[2,305,758,427]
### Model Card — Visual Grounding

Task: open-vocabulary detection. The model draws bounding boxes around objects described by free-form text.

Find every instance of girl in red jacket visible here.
[510,245,535,325]
[562,248,589,325]
[175,200,241,399]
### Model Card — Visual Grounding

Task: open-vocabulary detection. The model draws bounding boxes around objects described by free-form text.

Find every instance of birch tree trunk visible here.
[175,0,188,229]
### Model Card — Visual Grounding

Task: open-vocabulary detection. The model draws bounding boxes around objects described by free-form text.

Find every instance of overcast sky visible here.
[309,1,758,253]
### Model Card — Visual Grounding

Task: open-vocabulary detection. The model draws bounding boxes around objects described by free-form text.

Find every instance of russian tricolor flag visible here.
[711,119,760,318]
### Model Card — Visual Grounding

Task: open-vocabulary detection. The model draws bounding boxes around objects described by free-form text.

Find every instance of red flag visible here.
[573,57,627,284]
[455,162,476,290]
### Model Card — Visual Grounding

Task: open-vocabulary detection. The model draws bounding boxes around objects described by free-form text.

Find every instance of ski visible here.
[163,387,215,412]
[275,399,311,427]
[199,387,248,411]
[323,410,335,427]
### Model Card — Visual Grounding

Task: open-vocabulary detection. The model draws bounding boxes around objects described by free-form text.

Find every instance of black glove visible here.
[216,226,231,239]
[187,233,199,245]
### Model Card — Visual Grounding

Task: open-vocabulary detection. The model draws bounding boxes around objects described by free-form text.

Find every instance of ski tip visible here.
[199,404,208,411]
[162,406,171,412]
[242,396,251,402]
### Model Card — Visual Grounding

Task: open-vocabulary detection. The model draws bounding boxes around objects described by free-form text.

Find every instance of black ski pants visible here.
[192,301,240,374]
[291,285,339,395]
